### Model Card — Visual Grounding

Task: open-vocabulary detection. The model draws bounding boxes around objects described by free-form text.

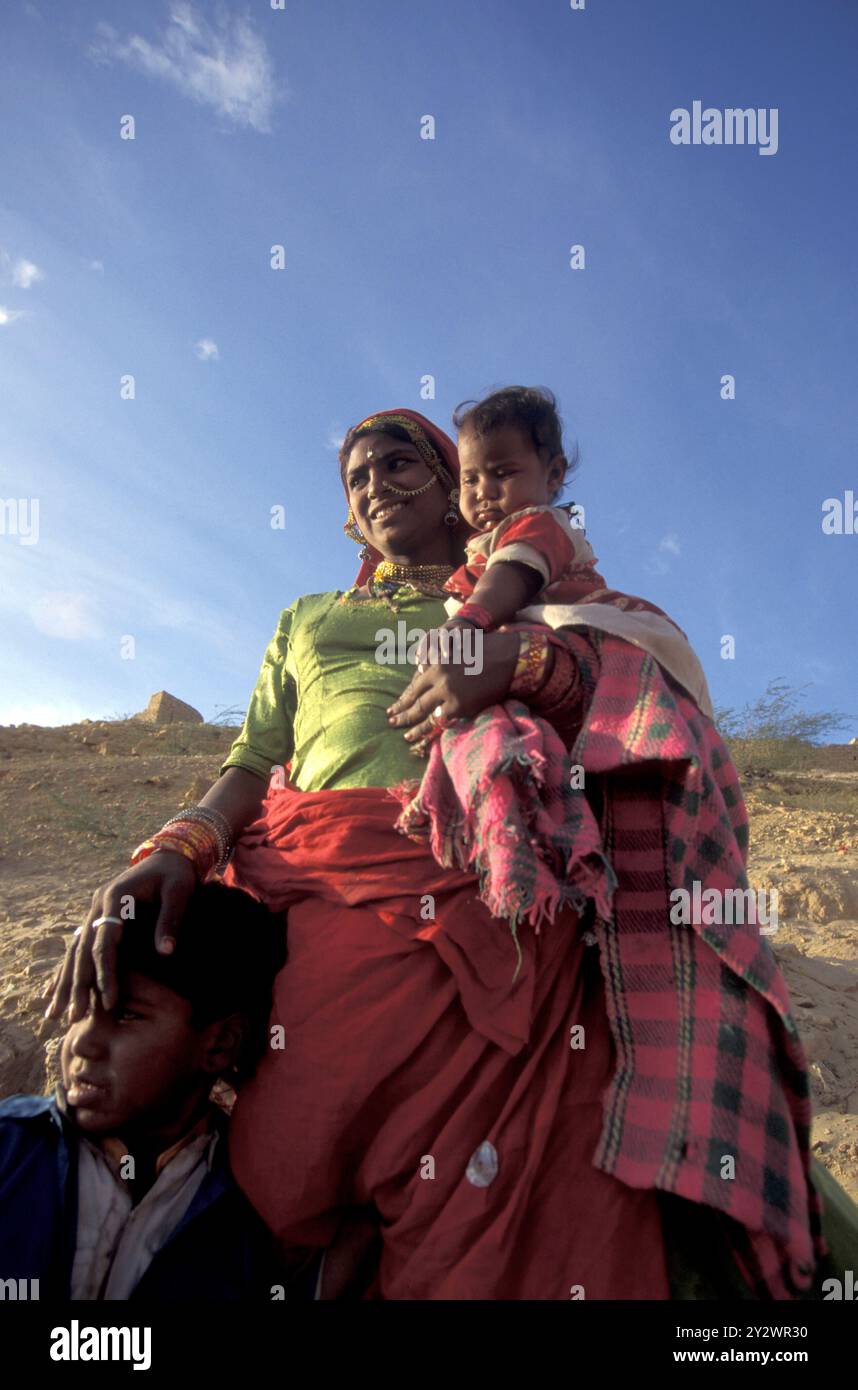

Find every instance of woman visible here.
[49,404,831,1300]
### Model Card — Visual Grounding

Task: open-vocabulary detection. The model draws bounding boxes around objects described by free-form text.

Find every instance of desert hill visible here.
[0,717,856,1200]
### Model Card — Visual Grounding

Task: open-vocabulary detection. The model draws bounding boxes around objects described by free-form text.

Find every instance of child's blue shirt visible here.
[0,1094,320,1301]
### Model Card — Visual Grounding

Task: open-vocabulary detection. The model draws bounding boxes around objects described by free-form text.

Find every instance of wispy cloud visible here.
[195,337,220,361]
[0,700,90,727]
[326,427,345,451]
[1,249,45,289]
[0,306,25,327]
[644,531,682,576]
[0,529,246,669]
[89,3,279,133]
[11,258,44,289]
[89,259,105,273]
[30,592,103,641]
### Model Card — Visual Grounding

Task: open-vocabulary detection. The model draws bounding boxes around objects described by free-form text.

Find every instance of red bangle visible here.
[454,602,495,631]
[530,645,575,708]
[509,630,550,697]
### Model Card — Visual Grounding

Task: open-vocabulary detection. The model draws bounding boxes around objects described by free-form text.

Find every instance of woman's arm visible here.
[199,765,270,839]
[46,767,271,1021]
[47,605,298,1023]
[388,626,599,750]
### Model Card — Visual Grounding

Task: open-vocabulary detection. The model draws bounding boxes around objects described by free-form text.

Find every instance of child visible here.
[395,386,696,969]
[440,385,603,635]
[0,881,321,1301]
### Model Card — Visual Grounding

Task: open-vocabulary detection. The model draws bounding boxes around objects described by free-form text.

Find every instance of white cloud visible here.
[90,3,279,133]
[12,258,44,289]
[90,259,105,273]
[0,701,89,728]
[0,306,25,326]
[195,337,220,361]
[643,533,681,576]
[326,427,345,451]
[29,592,103,641]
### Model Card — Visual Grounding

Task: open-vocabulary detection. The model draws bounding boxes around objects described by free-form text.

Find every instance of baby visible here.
[413,385,602,684]
[441,385,600,634]
[396,387,612,974]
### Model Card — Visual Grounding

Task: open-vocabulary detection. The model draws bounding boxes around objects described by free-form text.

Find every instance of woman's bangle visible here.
[529,643,577,711]
[163,806,233,869]
[129,807,233,880]
[509,630,550,697]
[129,835,216,880]
[130,828,219,881]
[454,602,495,631]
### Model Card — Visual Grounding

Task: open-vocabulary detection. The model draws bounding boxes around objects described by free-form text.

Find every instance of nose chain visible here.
[375,475,438,498]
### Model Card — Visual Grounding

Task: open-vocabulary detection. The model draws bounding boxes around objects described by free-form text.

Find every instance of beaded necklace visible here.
[373,559,454,589]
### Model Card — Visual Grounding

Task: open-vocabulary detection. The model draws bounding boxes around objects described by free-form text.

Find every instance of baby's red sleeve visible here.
[487,511,576,587]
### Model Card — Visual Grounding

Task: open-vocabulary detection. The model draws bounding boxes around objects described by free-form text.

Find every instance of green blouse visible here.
[220,589,447,791]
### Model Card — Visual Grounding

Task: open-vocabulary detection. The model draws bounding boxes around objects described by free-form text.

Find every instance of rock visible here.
[133,692,203,725]
[30,936,65,959]
[809,1060,842,1106]
[797,959,857,994]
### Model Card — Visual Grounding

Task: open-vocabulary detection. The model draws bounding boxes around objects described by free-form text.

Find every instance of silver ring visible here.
[92,915,123,929]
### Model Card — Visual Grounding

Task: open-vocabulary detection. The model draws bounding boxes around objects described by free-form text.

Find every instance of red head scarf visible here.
[340,408,462,586]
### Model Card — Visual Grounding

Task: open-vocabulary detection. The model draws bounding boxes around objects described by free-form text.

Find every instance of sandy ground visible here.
[0,720,856,1200]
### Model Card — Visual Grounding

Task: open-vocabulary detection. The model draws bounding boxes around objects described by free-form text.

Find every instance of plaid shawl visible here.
[548,626,824,1298]
[390,702,616,980]
[390,625,822,1296]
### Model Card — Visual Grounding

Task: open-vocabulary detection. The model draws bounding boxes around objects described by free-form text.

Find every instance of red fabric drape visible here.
[224,787,670,1299]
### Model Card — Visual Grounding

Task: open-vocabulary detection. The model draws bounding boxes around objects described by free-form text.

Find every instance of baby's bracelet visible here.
[453,602,495,631]
[509,630,550,697]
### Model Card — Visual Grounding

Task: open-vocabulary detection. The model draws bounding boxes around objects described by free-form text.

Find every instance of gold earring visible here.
[343,508,365,544]
[443,487,460,527]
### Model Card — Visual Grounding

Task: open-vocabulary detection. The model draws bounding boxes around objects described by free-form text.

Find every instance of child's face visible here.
[457,425,564,531]
[60,971,223,1139]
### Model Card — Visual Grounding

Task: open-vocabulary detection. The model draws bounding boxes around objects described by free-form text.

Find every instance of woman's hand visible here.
[413,618,472,671]
[44,851,197,1023]
[387,629,520,749]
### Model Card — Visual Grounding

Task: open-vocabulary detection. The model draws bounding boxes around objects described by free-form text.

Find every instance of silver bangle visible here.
[161,806,233,874]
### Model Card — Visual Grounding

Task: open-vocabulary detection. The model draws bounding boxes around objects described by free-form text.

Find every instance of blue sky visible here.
[0,0,855,732]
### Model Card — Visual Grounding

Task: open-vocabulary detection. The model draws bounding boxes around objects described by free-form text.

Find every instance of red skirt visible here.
[225,786,670,1299]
